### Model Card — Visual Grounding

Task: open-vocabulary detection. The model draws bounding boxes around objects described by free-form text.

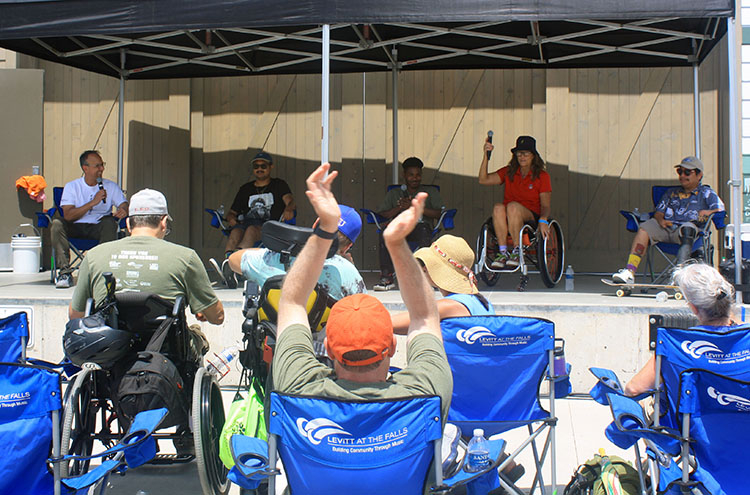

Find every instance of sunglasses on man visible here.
[252,162,269,170]
[676,167,697,176]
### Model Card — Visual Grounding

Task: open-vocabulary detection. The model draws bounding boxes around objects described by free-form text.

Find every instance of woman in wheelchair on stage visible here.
[625,263,738,396]
[391,234,494,334]
[478,135,552,269]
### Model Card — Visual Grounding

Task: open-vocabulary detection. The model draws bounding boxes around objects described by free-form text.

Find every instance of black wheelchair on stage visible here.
[61,273,229,495]
[473,216,565,291]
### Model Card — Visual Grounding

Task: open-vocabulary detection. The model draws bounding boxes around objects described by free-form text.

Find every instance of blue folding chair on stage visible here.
[590,323,750,495]
[360,185,457,251]
[441,315,569,495]
[227,392,508,495]
[619,185,726,285]
[36,186,128,283]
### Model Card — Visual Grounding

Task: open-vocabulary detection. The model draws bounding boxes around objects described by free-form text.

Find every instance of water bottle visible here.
[633,207,640,219]
[464,428,491,473]
[565,265,574,292]
[553,339,567,377]
[135,491,150,495]
[656,291,668,303]
[205,342,241,380]
[217,204,225,218]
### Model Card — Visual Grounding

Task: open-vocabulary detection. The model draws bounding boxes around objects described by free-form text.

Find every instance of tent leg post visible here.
[117,49,125,188]
[392,46,399,184]
[727,16,743,302]
[321,24,330,166]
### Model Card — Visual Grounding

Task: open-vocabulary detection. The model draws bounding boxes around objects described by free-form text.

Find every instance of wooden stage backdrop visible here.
[9,37,731,272]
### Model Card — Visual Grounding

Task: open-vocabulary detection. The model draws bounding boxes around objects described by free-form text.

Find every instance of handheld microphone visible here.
[486,130,494,160]
[96,178,105,203]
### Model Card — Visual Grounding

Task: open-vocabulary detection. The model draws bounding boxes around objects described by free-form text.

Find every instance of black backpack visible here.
[114,316,188,429]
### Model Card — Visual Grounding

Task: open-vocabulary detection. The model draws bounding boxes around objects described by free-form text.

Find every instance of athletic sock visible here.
[626,253,641,273]
[498,245,507,253]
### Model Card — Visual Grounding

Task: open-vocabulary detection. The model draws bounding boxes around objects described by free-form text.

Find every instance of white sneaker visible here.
[612,268,634,285]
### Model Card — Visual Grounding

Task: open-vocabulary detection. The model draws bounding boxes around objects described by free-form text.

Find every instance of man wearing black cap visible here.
[612,156,724,284]
[373,157,445,291]
[214,150,295,288]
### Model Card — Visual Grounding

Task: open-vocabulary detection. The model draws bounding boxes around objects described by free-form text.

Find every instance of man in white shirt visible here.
[51,150,128,288]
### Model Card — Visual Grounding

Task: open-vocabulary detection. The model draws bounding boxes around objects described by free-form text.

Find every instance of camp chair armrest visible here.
[707,210,726,230]
[437,208,457,231]
[359,208,388,231]
[619,210,642,233]
[205,208,230,232]
[35,208,57,229]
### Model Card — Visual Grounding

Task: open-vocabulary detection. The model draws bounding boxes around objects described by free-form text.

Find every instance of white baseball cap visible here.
[129,188,172,220]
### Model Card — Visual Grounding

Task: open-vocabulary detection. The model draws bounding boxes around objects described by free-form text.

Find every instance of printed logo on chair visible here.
[456,326,531,347]
[680,340,750,364]
[296,416,408,453]
[0,391,31,408]
[707,387,750,411]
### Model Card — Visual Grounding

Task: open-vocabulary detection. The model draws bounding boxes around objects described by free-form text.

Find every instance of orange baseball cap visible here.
[326,293,393,366]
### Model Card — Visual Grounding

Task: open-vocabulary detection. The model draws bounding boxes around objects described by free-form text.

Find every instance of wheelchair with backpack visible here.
[474,216,565,291]
[61,273,229,495]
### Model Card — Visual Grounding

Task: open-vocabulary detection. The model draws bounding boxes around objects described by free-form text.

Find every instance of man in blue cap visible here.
[213,150,295,288]
[227,204,365,299]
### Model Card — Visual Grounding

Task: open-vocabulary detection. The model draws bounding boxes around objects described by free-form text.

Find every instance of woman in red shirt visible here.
[478,135,552,268]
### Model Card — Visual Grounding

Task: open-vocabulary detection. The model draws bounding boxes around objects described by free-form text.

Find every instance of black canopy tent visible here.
[0,0,744,296]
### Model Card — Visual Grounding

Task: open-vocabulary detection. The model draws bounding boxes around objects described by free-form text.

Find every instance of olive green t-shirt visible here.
[271,324,453,424]
[71,235,219,315]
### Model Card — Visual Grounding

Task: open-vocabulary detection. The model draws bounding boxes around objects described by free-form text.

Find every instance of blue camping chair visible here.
[36,186,127,283]
[0,310,30,363]
[441,315,570,495]
[360,184,457,251]
[227,392,508,494]
[619,185,726,285]
[590,323,750,495]
[205,207,297,240]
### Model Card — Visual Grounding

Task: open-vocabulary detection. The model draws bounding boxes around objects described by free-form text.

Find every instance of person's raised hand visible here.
[305,163,340,231]
[483,140,494,154]
[383,192,427,245]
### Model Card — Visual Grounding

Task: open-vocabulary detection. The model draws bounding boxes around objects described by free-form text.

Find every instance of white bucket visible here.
[11,224,41,274]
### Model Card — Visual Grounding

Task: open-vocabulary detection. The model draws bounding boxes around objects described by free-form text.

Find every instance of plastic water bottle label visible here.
[466,451,490,472]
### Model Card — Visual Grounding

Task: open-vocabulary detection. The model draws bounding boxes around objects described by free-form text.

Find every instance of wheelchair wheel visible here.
[60,368,98,477]
[193,367,229,495]
[476,221,501,287]
[538,219,564,288]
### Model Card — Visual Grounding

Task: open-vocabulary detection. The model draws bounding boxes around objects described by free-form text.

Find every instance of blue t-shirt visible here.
[241,248,366,301]
[445,293,494,316]
[655,184,724,226]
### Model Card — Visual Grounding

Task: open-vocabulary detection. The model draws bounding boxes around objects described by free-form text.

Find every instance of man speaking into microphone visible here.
[372,157,444,291]
[51,150,128,288]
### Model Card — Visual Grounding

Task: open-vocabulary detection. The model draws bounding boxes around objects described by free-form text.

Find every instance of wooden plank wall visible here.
[15,39,728,272]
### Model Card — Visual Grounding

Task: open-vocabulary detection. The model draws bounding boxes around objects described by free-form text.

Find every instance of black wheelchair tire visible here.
[60,367,98,477]
[538,219,565,288]
[193,367,230,495]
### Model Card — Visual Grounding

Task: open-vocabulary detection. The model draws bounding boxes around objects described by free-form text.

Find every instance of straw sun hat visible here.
[414,235,478,295]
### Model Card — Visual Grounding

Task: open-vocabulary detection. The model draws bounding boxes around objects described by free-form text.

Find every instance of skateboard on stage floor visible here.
[601,278,684,299]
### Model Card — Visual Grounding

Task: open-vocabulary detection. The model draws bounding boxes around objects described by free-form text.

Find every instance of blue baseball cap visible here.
[251,151,273,165]
[338,205,362,244]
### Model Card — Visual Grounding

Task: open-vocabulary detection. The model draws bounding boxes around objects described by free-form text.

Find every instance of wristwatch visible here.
[313,224,337,240]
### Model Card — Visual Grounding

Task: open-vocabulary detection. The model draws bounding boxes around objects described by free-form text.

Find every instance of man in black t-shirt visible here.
[213,151,295,288]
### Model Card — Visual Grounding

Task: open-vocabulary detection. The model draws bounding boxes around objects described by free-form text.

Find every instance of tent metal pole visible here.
[693,62,701,158]
[727,16,743,301]
[117,49,125,187]
[392,46,399,184]
[321,24,330,165]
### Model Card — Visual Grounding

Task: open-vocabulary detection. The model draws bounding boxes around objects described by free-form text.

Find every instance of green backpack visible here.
[218,378,268,469]
[563,453,644,495]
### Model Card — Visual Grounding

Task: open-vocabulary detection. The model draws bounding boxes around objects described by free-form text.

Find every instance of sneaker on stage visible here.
[505,248,521,267]
[373,276,396,291]
[55,273,73,289]
[612,268,634,284]
[491,252,508,269]
[221,259,238,289]
[208,258,226,286]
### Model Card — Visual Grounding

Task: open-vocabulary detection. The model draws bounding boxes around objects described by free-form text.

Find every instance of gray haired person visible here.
[625,263,736,396]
